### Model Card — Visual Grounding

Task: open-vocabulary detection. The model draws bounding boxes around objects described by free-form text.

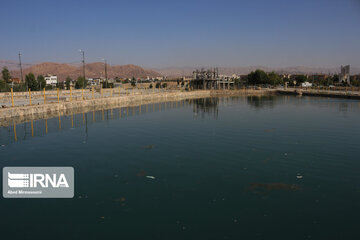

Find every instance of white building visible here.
[301,81,312,87]
[45,75,58,86]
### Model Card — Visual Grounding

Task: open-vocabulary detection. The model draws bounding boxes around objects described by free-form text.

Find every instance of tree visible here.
[268,72,281,85]
[75,76,87,89]
[130,77,136,87]
[332,74,339,83]
[1,67,11,83]
[0,79,10,92]
[56,82,64,89]
[25,73,38,90]
[294,75,307,85]
[65,77,72,89]
[248,69,269,85]
[37,75,46,89]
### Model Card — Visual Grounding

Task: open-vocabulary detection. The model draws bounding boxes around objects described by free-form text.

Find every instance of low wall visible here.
[0,89,278,126]
[0,91,211,126]
[277,89,360,99]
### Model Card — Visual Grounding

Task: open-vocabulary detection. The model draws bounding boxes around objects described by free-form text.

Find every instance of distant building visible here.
[45,75,58,86]
[339,65,350,85]
[11,78,20,84]
[88,78,101,86]
[301,81,312,87]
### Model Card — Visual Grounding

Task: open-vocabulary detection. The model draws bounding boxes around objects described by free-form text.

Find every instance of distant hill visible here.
[7,62,160,81]
[155,66,360,77]
[0,60,33,71]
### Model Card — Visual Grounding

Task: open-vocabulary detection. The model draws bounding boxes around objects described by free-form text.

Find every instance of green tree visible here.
[130,77,136,87]
[0,79,10,92]
[294,75,307,85]
[75,76,87,89]
[56,82,64,89]
[332,74,339,83]
[268,72,281,85]
[37,75,46,89]
[65,77,72,89]
[25,73,38,90]
[248,69,269,85]
[1,67,11,83]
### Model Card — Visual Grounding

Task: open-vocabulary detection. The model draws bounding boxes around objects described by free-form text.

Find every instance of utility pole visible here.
[79,49,85,88]
[101,58,108,88]
[18,52,24,83]
[105,59,108,88]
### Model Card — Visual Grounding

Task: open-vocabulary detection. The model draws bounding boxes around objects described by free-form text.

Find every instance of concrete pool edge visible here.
[0,89,277,126]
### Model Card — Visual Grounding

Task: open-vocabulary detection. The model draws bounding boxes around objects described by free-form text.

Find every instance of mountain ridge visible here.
[1,61,160,81]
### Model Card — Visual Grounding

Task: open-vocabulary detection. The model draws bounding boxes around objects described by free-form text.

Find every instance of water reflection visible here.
[0,100,191,146]
[246,96,276,109]
[1,96,360,146]
[191,98,219,119]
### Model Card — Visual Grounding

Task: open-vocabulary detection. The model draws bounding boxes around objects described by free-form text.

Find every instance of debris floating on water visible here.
[296,174,303,179]
[146,176,156,179]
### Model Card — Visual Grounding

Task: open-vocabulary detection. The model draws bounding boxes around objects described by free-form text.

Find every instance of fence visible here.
[0,83,180,108]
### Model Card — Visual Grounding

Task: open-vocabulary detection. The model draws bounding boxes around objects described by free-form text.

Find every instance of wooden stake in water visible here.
[11,88,14,107]
[92,86,94,99]
[31,120,34,137]
[57,88,59,103]
[45,119,48,134]
[29,88,32,106]
[70,86,72,102]
[43,88,46,104]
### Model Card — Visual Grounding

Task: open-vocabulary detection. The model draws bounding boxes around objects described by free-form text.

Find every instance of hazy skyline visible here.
[1,0,360,68]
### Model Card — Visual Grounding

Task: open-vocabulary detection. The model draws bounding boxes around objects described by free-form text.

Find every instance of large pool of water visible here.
[1,95,360,239]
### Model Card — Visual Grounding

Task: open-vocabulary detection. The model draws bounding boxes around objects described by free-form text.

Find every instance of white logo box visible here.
[3,167,74,198]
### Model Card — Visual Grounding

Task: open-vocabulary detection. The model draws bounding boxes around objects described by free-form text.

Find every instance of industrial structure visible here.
[190,68,234,90]
[339,65,350,85]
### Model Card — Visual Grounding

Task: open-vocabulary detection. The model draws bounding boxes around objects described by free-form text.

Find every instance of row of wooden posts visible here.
[9,85,162,107]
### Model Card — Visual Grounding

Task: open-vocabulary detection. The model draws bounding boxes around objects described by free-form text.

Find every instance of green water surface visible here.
[0,96,360,240]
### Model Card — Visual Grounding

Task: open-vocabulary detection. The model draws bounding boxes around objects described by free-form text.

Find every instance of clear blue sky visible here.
[1,0,360,68]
